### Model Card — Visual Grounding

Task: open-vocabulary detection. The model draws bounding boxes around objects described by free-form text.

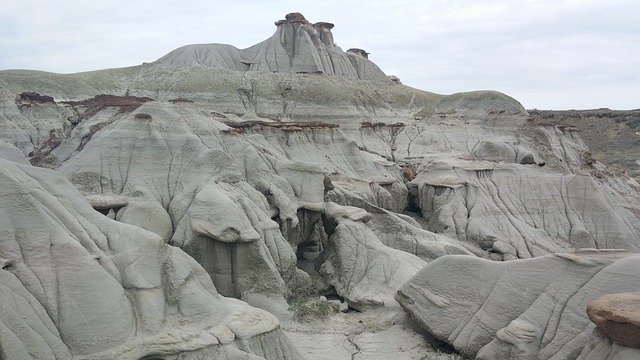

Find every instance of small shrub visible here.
[286,276,336,321]
[290,298,334,321]
[168,98,193,104]
[286,276,318,304]
[134,113,152,120]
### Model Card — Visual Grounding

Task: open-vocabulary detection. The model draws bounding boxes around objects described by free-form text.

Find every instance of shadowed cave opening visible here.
[406,316,459,355]
[92,205,124,220]
[280,209,354,306]
[404,184,423,218]
[272,209,333,278]
[293,211,336,278]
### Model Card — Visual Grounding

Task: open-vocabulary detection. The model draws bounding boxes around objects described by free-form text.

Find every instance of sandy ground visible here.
[281,306,464,360]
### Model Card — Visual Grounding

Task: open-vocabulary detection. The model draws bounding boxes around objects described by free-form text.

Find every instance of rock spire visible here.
[155,12,388,81]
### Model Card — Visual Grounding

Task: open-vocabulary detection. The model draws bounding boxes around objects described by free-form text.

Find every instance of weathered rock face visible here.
[2,68,639,304]
[0,159,301,359]
[576,327,640,360]
[411,161,640,259]
[396,250,640,359]
[1,12,640,359]
[319,203,428,310]
[587,292,640,349]
[155,12,388,81]
[529,109,640,180]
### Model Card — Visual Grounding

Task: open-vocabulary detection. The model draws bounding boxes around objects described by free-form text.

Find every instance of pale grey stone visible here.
[0,159,302,359]
[396,250,640,359]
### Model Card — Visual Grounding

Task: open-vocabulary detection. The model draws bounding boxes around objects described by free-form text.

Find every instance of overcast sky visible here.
[1,0,638,110]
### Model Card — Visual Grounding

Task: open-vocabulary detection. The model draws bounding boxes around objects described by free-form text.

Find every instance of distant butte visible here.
[156,12,387,81]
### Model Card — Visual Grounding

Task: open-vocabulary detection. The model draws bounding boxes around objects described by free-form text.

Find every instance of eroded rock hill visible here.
[1,12,640,360]
[155,12,387,81]
[0,158,301,359]
[396,250,640,359]
[529,109,640,180]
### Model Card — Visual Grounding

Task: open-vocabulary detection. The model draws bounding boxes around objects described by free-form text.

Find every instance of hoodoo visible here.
[156,12,388,80]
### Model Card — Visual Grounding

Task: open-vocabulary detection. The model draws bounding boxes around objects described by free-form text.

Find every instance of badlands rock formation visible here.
[0,158,301,359]
[529,109,640,180]
[396,250,640,359]
[156,12,387,81]
[1,11,640,360]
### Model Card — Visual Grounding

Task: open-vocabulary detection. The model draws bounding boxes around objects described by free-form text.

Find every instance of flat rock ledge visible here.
[587,292,640,348]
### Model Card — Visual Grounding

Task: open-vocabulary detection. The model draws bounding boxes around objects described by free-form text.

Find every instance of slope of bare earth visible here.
[281,308,466,360]
[529,109,640,180]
